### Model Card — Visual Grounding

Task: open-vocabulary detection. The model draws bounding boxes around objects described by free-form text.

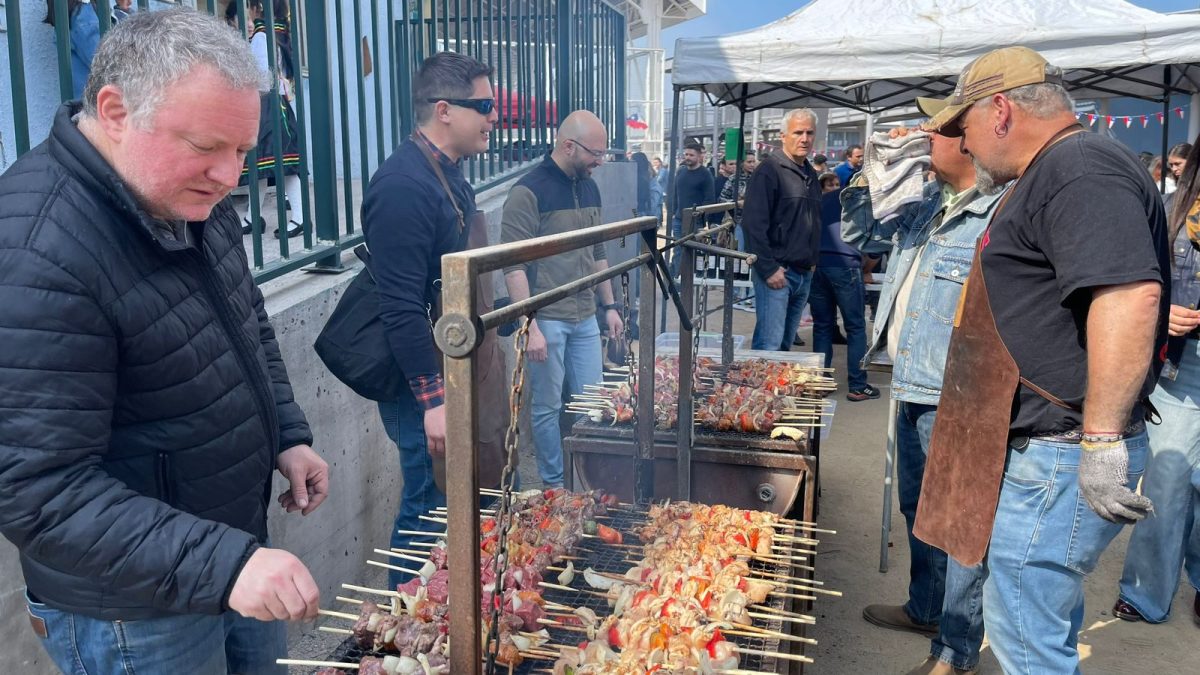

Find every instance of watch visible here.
[602,303,621,312]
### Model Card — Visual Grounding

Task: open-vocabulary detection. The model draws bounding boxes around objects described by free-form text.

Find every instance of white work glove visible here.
[1078,438,1153,524]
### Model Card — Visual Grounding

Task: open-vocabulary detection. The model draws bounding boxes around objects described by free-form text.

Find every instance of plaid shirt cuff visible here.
[408,374,445,410]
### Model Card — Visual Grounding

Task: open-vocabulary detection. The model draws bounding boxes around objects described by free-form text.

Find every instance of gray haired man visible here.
[0,10,328,674]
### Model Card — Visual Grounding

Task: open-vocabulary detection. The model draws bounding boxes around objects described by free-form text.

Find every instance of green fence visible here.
[4,0,625,282]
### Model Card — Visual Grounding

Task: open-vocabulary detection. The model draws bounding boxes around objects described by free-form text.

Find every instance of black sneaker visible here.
[793,334,806,347]
[847,384,881,402]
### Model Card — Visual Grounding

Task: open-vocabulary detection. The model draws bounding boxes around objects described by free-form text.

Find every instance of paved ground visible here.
[289,289,1200,673]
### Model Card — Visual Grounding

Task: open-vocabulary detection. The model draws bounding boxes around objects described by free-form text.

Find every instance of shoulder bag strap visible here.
[412,133,466,238]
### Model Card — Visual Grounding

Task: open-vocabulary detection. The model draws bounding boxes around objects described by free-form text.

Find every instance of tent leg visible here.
[880,395,897,573]
[662,86,682,334]
[1190,93,1200,144]
[1162,66,1171,194]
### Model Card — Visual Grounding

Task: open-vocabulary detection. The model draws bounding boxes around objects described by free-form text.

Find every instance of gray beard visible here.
[973,157,1007,195]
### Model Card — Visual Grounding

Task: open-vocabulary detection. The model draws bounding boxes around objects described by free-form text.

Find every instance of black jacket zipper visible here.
[189,252,279,472]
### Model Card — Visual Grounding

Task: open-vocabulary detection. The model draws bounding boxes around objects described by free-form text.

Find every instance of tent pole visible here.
[1162,66,1171,194]
[662,85,682,333]
[1190,93,1200,144]
[723,95,748,367]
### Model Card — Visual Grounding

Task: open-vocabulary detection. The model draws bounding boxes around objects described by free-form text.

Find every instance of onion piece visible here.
[573,606,598,626]
[557,561,575,586]
[418,560,437,581]
[583,567,618,590]
[510,634,532,652]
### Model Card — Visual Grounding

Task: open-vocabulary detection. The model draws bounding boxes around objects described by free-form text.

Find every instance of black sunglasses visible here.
[427,98,495,115]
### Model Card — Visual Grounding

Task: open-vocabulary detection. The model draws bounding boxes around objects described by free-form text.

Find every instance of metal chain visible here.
[620,271,642,504]
[483,317,531,674]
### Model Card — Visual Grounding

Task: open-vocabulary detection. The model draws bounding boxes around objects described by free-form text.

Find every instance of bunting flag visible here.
[1142,115,1149,128]
[1157,111,1165,123]
[625,113,649,130]
[1087,113,1097,127]
[1106,115,1115,129]
[1178,106,1187,120]
[1125,116,1133,128]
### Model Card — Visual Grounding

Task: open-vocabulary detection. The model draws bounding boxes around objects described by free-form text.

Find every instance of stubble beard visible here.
[972,156,1015,196]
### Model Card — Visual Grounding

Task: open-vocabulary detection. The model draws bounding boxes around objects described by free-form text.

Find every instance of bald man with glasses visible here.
[501,111,622,488]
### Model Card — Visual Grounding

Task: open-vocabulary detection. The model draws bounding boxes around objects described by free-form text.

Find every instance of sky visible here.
[648,0,1200,153]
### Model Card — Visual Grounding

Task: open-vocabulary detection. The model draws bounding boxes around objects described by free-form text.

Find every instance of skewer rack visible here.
[564,204,822,522]
[322,505,815,674]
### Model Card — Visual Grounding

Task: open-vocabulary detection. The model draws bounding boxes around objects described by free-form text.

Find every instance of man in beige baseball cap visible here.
[908,46,1170,674]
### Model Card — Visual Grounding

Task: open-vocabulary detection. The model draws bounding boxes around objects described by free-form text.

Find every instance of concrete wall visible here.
[0,160,635,671]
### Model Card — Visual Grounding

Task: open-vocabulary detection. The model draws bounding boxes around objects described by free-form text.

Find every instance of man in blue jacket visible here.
[361,51,499,589]
[1,11,327,674]
[843,122,1001,675]
[741,109,822,351]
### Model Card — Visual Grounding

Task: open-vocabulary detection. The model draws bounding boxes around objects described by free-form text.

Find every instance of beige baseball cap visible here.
[916,47,1063,137]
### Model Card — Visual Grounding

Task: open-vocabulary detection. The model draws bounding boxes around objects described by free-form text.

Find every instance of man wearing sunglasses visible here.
[360,51,498,588]
[501,110,623,488]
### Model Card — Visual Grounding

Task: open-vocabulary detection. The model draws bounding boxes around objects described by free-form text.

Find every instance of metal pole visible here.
[614,13,627,153]
[442,254,483,675]
[676,209,696,501]
[880,395,897,573]
[5,0,31,156]
[556,0,572,126]
[724,100,747,366]
[1162,66,1172,194]
[305,0,344,270]
[662,86,682,333]
[53,0,73,101]
[637,235,658,503]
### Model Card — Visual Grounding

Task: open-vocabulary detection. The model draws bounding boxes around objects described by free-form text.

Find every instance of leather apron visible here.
[414,137,510,492]
[912,124,1083,566]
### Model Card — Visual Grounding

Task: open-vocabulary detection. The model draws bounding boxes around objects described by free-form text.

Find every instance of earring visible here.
[995,124,1009,138]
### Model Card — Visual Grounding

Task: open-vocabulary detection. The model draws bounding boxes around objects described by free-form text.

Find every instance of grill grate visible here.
[322,506,806,673]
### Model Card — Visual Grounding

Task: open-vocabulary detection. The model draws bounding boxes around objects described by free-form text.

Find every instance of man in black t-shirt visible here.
[920,47,1169,673]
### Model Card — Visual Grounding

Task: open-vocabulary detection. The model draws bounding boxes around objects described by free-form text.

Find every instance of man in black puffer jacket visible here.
[0,10,328,675]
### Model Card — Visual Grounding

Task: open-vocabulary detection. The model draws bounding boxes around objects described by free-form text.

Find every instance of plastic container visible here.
[655,332,745,353]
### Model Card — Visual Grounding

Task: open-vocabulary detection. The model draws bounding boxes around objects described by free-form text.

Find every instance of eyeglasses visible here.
[569,138,608,160]
[427,98,495,115]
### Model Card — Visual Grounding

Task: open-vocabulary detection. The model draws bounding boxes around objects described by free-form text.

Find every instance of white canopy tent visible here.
[667,0,1200,573]
[671,0,1200,112]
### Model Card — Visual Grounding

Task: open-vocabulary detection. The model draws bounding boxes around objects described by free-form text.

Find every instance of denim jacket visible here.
[842,180,1003,404]
[1162,227,1200,378]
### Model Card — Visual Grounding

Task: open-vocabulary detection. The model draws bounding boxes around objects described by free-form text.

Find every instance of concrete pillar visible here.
[1189,93,1200,144]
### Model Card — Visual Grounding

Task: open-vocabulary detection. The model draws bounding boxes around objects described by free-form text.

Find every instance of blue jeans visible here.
[26,591,286,675]
[1118,346,1200,622]
[985,432,1148,674]
[379,386,446,590]
[809,266,868,391]
[670,216,684,278]
[750,267,813,351]
[896,402,986,670]
[529,318,603,487]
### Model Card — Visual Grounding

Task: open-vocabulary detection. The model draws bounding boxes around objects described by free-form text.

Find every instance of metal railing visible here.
[3,0,626,283]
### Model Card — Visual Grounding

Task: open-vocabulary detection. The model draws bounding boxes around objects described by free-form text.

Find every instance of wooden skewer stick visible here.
[276,660,359,669]
[317,608,359,620]
[715,669,778,675]
[538,581,606,597]
[418,515,448,525]
[374,548,428,565]
[752,569,824,585]
[405,540,440,548]
[746,611,814,626]
[731,646,814,664]
[731,621,818,645]
[396,528,444,537]
[768,590,817,601]
[341,582,399,598]
[318,626,354,635]
[367,559,422,576]
[536,618,590,634]
[336,595,396,612]
[723,628,811,645]
[751,604,817,621]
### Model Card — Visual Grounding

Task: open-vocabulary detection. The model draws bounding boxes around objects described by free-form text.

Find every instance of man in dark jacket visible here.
[0,10,328,675]
[361,52,498,589]
[741,109,823,351]
[671,142,714,276]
